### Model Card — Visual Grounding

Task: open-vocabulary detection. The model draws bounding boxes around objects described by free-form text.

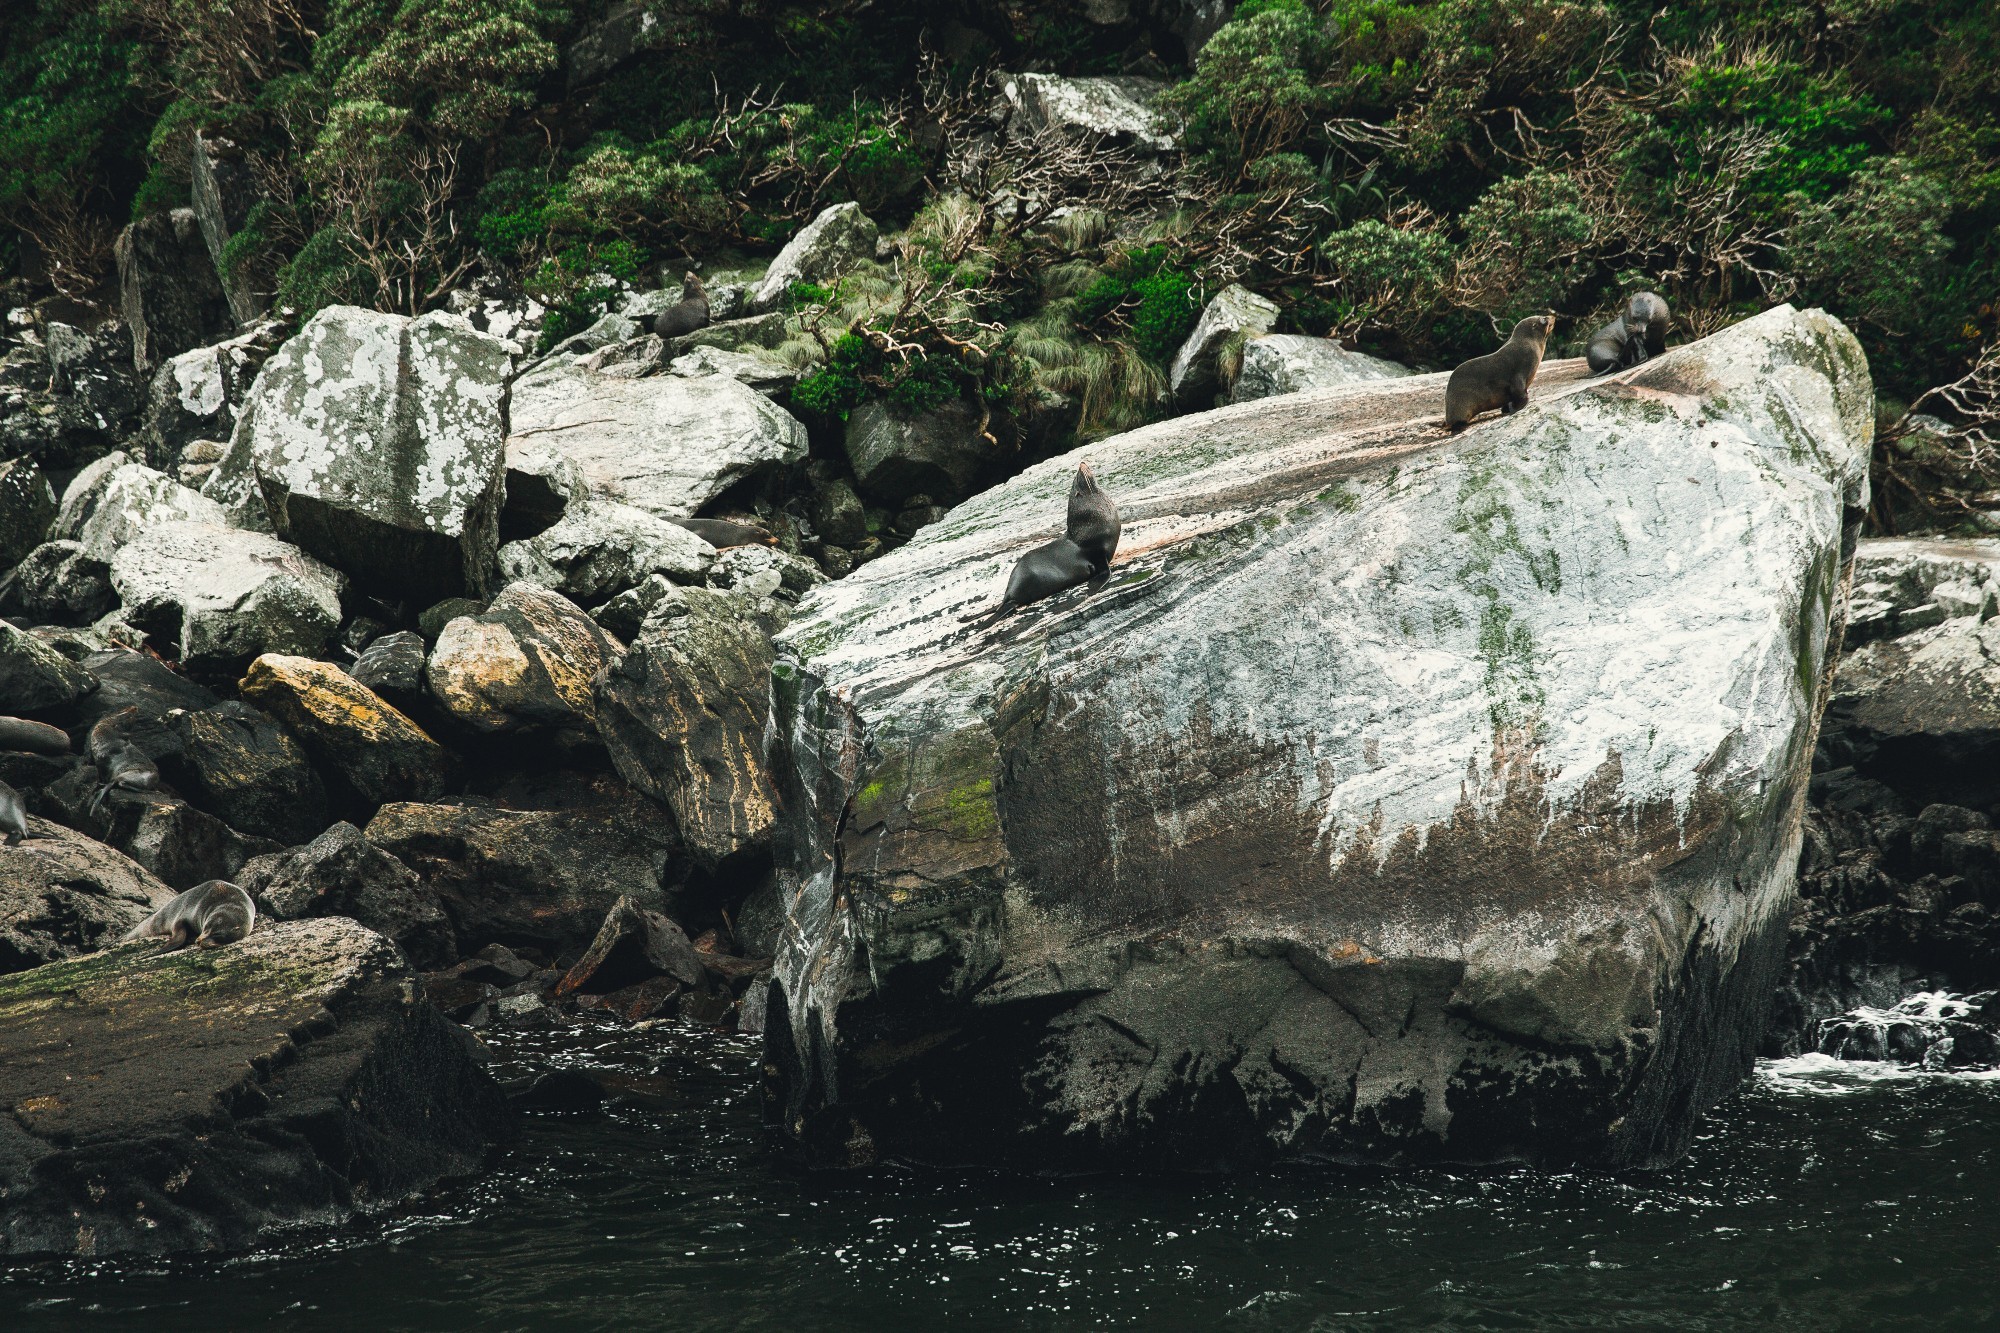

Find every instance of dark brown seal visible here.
[1066,461,1121,573]
[0,716,71,756]
[1445,315,1556,432]
[0,777,32,846]
[966,462,1122,622]
[1586,291,1670,374]
[122,879,257,950]
[671,516,777,549]
[652,272,712,340]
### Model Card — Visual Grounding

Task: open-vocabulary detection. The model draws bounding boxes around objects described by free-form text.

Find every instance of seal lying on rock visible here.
[967,463,1123,621]
[0,716,71,755]
[0,778,33,846]
[1586,291,1670,374]
[1066,461,1120,573]
[123,879,257,950]
[652,272,712,340]
[1445,314,1555,432]
[86,709,164,815]
[671,516,776,549]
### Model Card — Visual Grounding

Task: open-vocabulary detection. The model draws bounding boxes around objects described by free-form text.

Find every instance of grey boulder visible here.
[241,822,456,970]
[109,521,344,674]
[1230,334,1415,403]
[496,499,716,606]
[67,462,228,564]
[1169,283,1279,407]
[426,582,620,734]
[0,818,173,973]
[0,456,56,570]
[748,203,880,313]
[7,541,114,626]
[113,208,234,375]
[1003,73,1175,153]
[0,619,97,711]
[668,345,800,398]
[844,398,995,506]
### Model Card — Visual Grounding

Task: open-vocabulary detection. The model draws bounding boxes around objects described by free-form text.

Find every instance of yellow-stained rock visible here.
[426,582,618,733]
[239,654,451,805]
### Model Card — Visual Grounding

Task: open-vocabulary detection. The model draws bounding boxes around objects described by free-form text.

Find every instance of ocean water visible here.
[5,1014,1996,1332]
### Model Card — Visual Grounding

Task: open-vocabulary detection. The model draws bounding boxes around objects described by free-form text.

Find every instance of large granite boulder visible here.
[109,521,345,674]
[0,456,56,570]
[495,498,715,606]
[1230,334,1415,404]
[0,819,173,973]
[0,918,511,1258]
[596,584,789,869]
[506,358,806,522]
[764,305,1873,1172]
[1823,611,2000,812]
[1168,282,1278,407]
[113,208,234,375]
[214,306,511,603]
[66,462,228,565]
[843,398,995,506]
[239,655,452,807]
[426,582,620,734]
[748,202,880,313]
[241,822,456,969]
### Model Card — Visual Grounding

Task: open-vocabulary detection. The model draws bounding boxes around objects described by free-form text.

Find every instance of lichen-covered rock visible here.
[0,819,173,973]
[0,917,511,1258]
[426,583,619,733]
[364,790,680,952]
[0,456,56,570]
[69,463,229,564]
[748,202,880,313]
[596,584,788,868]
[506,357,806,521]
[844,398,996,506]
[137,322,282,472]
[218,306,511,602]
[113,208,234,375]
[8,541,115,626]
[1229,334,1415,404]
[0,619,97,711]
[239,654,452,807]
[41,322,143,470]
[667,345,800,398]
[1168,282,1279,407]
[108,521,344,674]
[241,822,455,969]
[1003,73,1175,152]
[163,701,329,844]
[495,499,715,606]
[49,450,129,540]
[190,133,267,326]
[765,305,1873,1172]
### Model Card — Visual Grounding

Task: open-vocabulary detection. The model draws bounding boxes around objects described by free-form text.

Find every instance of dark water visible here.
[6,1014,1999,1333]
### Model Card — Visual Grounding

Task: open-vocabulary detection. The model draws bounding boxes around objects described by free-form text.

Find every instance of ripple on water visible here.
[5,1015,1999,1332]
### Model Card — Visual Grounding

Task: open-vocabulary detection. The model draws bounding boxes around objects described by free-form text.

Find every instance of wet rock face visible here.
[0,918,512,1258]
[0,818,174,974]
[766,306,1873,1172]
[218,306,511,603]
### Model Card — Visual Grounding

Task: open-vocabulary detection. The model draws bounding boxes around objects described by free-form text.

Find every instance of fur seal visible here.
[0,716,71,755]
[671,516,777,549]
[86,709,162,814]
[0,778,32,846]
[1586,291,1670,374]
[122,879,257,950]
[1065,461,1121,572]
[966,463,1122,622]
[652,272,711,340]
[1445,315,1556,433]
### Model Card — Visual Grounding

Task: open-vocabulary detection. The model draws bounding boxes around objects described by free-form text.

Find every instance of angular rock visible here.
[667,345,800,398]
[190,133,266,325]
[1169,282,1279,407]
[1842,537,2000,647]
[706,544,827,602]
[0,619,97,712]
[239,655,452,807]
[1004,73,1175,153]
[0,918,511,1258]
[70,649,218,748]
[765,305,1873,1171]
[495,499,715,606]
[109,521,345,674]
[418,597,485,643]
[72,791,282,892]
[844,398,994,506]
[9,540,114,625]
[1229,334,1415,404]
[0,818,173,973]
[350,629,427,701]
[241,822,455,969]
[0,456,56,570]
[426,583,619,734]
[163,701,329,845]
[806,473,868,547]
[49,450,129,541]
[596,584,787,868]
[364,791,679,952]
[553,894,704,998]
[223,306,511,603]
[71,463,229,565]
[138,322,281,472]
[1823,614,2000,812]
[114,208,234,375]
[506,358,806,521]
[37,323,143,470]
[565,0,670,84]
[749,202,880,313]
[675,311,787,354]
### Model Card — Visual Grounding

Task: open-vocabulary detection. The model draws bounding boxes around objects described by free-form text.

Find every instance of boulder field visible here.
[763,305,1873,1172]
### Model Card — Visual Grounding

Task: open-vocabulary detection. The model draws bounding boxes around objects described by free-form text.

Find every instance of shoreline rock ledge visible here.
[0,918,511,1258]
[764,305,1873,1172]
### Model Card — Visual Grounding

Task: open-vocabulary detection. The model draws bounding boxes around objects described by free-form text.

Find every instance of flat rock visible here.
[1230,334,1415,403]
[495,499,715,607]
[427,582,619,734]
[748,202,880,313]
[765,305,1873,1171]
[163,701,330,844]
[667,345,800,398]
[0,818,174,973]
[0,918,512,1258]
[109,520,345,674]
[239,654,452,808]
[242,822,456,969]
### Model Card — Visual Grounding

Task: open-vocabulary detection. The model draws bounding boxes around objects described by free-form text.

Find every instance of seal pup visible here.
[1586,291,1670,374]
[123,879,257,950]
[652,272,712,340]
[671,516,777,549]
[1444,314,1555,432]
[0,716,71,755]
[0,778,33,846]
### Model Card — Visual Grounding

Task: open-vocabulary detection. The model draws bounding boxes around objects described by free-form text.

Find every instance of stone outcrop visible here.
[843,398,996,506]
[8,540,114,626]
[0,456,56,570]
[1230,334,1415,404]
[426,582,619,733]
[506,356,806,521]
[1003,73,1175,153]
[668,345,799,398]
[212,306,511,602]
[0,819,173,973]
[242,822,456,969]
[113,208,234,375]
[1169,282,1279,407]
[748,202,880,312]
[0,619,97,711]
[764,305,1873,1172]
[0,918,511,1257]
[109,521,345,674]
[495,499,715,606]
[239,654,452,807]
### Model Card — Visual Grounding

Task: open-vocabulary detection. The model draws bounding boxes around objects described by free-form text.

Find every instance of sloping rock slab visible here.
[764,305,1873,1172]
[0,818,174,974]
[0,918,511,1258]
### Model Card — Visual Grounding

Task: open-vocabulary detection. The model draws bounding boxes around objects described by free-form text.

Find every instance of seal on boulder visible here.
[652,272,712,340]
[670,516,776,550]
[967,462,1122,622]
[122,879,257,949]
[1066,461,1120,573]
[0,716,71,755]
[0,777,33,845]
[86,708,164,814]
[1586,291,1670,374]
[1444,314,1555,432]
